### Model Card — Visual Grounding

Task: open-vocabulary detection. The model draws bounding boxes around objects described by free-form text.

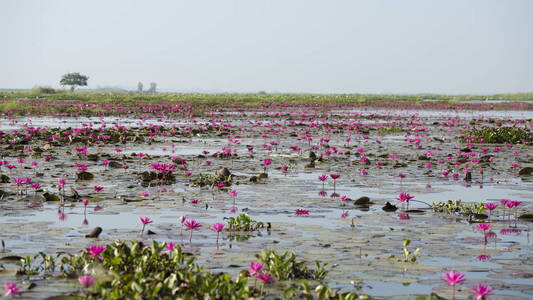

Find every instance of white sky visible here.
[1,0,532,94]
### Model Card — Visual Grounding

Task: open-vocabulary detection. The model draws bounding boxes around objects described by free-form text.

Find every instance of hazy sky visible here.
[1,0,532,94]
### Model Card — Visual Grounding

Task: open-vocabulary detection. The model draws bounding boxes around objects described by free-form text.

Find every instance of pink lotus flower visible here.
[295,209,309,216]
[330,174,340,180]
[211,222,225,243]
[139,216,152,235]
[140,216,153,225]
[318,174,328,181]
[211,223,224,233]
[256,272,274,283]
[263,159,271,166]
[184,219,201,230]
[184,219,201,242]
[165,241,177,252]
[3,282,22,298]
[248,262,264,276]
[360,169,368,176]
[477,254,491,261]
[443,270,466,286]
[397,192,414,203]
[94,186,104,192]
[476,223,491,232]
[78,275,94,289]
[86,244,106,260]
[483,202,497,211]
[471,283,493,300]
[179,215,186,234]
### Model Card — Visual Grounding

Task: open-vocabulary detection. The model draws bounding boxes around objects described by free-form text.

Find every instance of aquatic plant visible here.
[3,282,22,299]
[397,192,414,210]
[471,283,493,300]
[318,174,328,190]
[184,219,201,242]
[402,238,420,263]
[330,173,340,191]
[78,275,94,289]
[139,216,153,236]
[226,213,264,231]
[86,245,106,260]
[461,126,532,144]
[255,249,331,280]
[12,239,356,299]
[295,209,309,216]
[263,158,271,173]
[442,270,466,300]
[211,222,225,244]
[483,202,498,221]
[476,223,491,245]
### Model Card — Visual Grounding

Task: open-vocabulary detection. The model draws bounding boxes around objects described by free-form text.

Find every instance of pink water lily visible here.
[443,270,466,299]
[248,262,264,276]
[184,219,201,242]
[211,222,225,244]
[86,244,106,260]
[471,283,493,300]
[295,209,309,216]
[3,282,22,298]
[78,275,94,289]
[139,216,153,235]
[165,241,177,252]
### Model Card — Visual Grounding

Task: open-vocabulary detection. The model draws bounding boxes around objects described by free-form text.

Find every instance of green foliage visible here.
[256,249,331,280]
[60,72,89,91]
[2,90,533,106]
[282,282,360,300]
[227,213,263,231]
[191,173,232,188]
[30,86,56,94]
[461,126,532,144]
[432,199,485,217]
[14,240,362,299]
[16,255,40,275]
[402,239,420,263]
[21,240,253,299]
[377,127,404,135]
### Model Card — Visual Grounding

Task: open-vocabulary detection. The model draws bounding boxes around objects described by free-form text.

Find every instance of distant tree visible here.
[60,72,89,92]
[137,82,143,93]
[148,82,157,94]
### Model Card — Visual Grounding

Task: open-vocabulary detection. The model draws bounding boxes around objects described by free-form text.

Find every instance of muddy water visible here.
[1,108,532,299]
